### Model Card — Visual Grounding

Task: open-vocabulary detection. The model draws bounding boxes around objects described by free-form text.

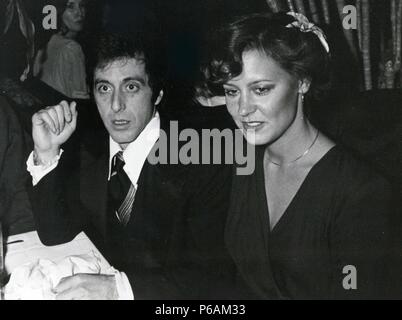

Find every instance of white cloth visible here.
[4,251,133,300]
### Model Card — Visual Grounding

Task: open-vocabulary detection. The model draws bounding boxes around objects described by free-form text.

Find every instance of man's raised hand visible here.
[32,101,78,163]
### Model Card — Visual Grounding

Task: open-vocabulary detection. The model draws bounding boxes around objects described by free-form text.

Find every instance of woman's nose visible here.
[238,94,255,117]
[75,6,85,18]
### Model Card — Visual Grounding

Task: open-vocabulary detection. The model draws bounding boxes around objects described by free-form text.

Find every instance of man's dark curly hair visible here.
[87,31,166,104]
[205,12,332,103]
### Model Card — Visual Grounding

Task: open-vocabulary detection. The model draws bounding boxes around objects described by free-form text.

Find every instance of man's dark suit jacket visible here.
[0,96,34,236]
[28,105,235,299]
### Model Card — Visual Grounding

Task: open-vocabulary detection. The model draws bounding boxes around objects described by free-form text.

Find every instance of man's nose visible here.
[238,93,256,117]
[111,92,125,113]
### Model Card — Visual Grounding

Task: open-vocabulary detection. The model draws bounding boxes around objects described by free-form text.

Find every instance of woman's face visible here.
[223,50,302,146]
[62,0,86,37]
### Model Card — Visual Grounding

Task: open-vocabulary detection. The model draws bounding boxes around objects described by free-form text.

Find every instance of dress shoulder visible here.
[50,34,82,52]
[325,146,392,196]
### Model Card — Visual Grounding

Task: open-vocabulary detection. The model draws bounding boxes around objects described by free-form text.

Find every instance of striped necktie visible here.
[108,151,136,226]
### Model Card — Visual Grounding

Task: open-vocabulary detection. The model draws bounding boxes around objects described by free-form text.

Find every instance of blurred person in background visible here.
[34,0,89,99]
[0,0,39,109]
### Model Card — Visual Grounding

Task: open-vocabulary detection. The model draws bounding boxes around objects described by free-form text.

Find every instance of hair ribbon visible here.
[286,12,330,53]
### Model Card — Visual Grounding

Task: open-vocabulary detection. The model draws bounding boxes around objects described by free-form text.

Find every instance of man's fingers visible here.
[70,101,78,129]
[31,112,45,126]
[54,104,65,133]
[46,107,61,134]
[53,274,117,300]
[54,275,86,300]
[33,101,78,136]
[54,275,77,293]
[55,288,83,300]
[35,110,57,134]
[70,101,77,117]
[60,100,73,123]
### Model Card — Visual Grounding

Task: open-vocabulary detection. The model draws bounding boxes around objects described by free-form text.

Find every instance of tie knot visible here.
[116,151,124,162]
[112,151,125,173]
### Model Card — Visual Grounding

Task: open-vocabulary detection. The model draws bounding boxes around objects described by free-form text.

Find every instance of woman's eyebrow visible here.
[225,79,275,87]
[248,79,275,85]
[224,82,238,87]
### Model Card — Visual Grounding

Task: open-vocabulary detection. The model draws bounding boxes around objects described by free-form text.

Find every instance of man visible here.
[0,95,34,235]
[27,32,234,299]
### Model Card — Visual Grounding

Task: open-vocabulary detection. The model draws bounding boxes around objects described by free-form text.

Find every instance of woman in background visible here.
[34,0,89,99]
[206,12,398,299]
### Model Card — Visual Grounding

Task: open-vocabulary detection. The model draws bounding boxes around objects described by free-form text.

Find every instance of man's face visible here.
[93,57,162,149]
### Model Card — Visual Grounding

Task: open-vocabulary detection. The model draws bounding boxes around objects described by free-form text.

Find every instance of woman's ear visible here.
[154,90,164,106]
[298,79,312,94]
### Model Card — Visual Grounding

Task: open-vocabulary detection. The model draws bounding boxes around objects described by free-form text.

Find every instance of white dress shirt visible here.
[108,111,160,186]
[26,112,161,300]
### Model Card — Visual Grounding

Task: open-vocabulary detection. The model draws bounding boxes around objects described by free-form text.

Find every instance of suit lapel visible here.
[80,135,109,239]
[125,159,186,268]
[79,120,187,268]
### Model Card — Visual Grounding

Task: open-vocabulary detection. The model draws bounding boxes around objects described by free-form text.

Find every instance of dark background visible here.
[18,0,361,104]
[1,0,401,199]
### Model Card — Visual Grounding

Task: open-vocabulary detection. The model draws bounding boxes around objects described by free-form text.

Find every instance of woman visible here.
[206,12,398,299]
[34,0,89,99]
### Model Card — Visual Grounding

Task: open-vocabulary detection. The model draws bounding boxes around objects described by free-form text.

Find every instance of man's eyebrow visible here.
[94,77,147,86]
[94,79,110,86]
[122,77,146,85]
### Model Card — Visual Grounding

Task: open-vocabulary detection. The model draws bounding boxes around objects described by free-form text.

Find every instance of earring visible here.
[298,92,305,106]
[299,92,305,120]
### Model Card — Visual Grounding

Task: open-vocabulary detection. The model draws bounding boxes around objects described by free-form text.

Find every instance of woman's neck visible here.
[265,112,317,166]
[59,30,78,40]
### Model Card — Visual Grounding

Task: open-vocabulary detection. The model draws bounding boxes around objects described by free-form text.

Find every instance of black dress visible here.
[226,145,400,299]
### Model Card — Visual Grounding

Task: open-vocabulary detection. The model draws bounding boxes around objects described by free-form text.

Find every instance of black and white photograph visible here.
[0,0,401,305]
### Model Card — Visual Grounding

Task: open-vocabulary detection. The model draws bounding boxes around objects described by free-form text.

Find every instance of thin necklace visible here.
[267,129,320,166]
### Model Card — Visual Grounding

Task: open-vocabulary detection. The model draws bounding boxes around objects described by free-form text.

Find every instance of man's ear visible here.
[298,79,312,94]
[154,90,164,106]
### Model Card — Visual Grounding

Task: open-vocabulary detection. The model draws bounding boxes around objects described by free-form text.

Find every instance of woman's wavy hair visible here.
[204,12,332,104]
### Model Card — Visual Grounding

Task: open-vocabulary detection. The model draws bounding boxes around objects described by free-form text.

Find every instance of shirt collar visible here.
[109,112,160,188]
